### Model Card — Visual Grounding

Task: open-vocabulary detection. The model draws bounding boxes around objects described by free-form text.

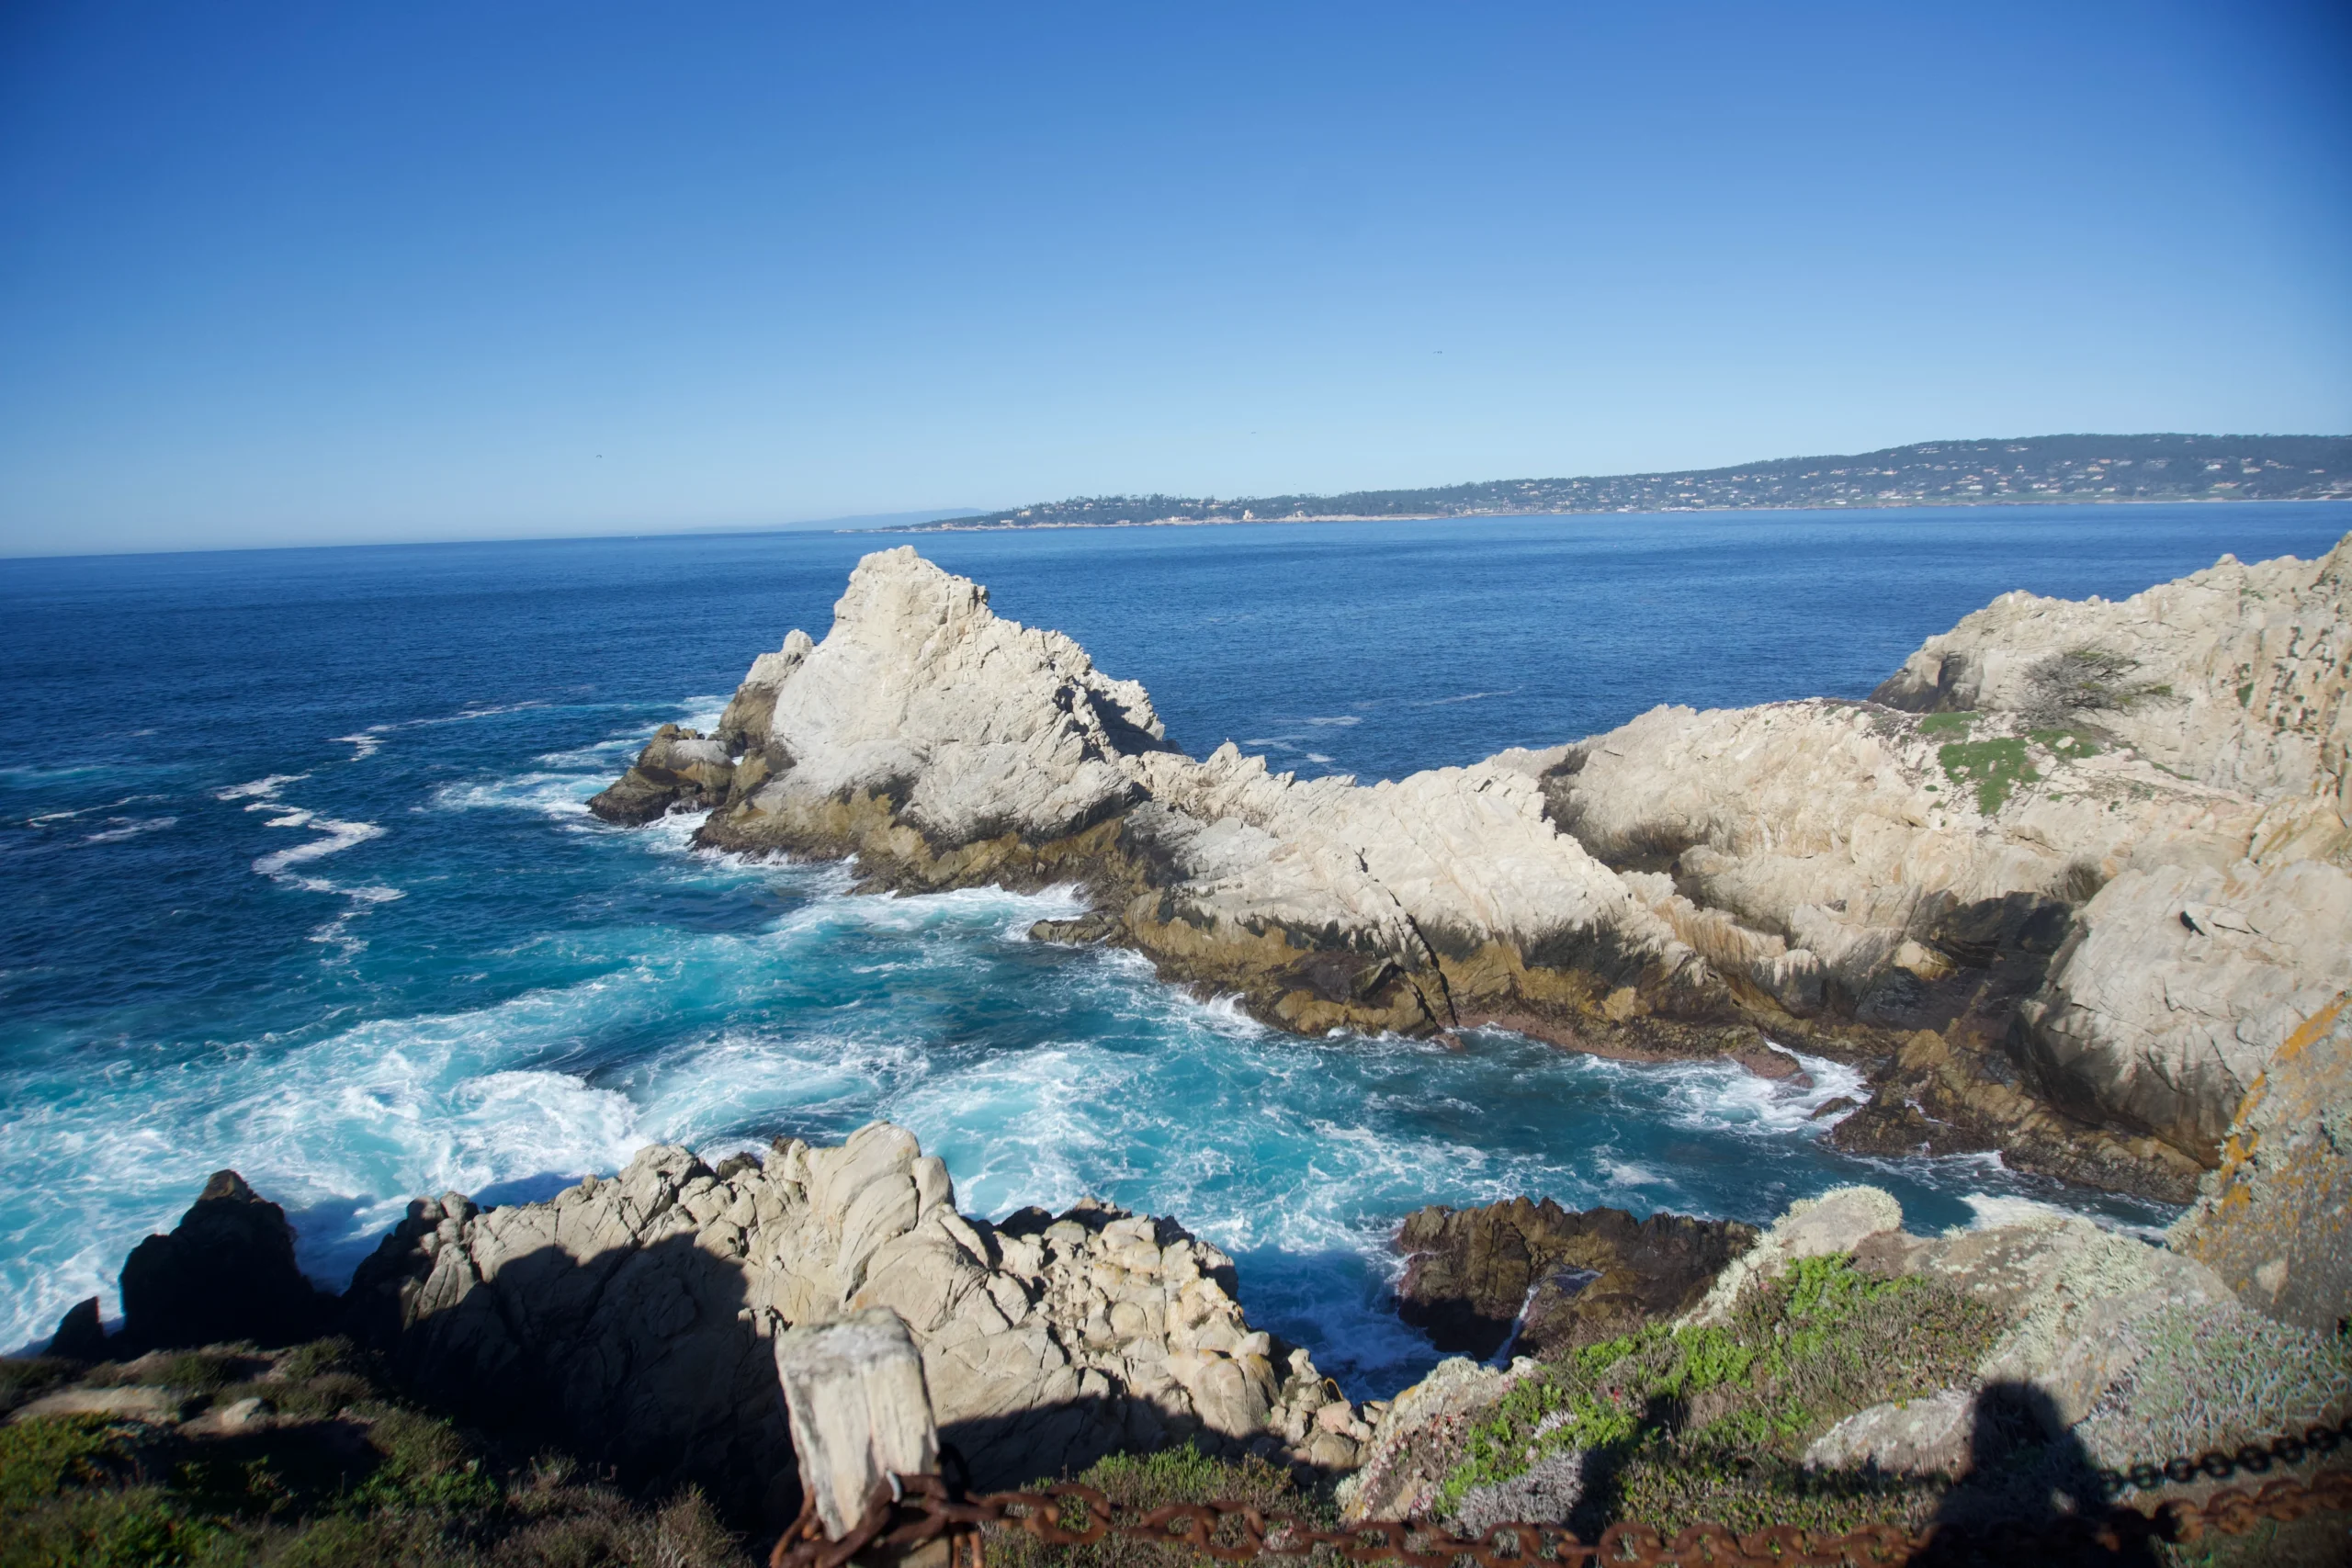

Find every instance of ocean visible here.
[4,502,2345,1392]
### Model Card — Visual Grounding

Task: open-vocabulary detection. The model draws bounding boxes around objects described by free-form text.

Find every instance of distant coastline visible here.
[885,432,2352,533]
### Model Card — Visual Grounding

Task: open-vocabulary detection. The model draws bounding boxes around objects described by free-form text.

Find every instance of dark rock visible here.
[1028,912,1120,945]
[118,1169,336,1351]
[1393,1197,1756,1360]
[1828,1027,2207,1202]
[1809,1095,1861,1122]
[1732,1044,1813,1088]
[45,1296,108,1360]
[588,725,738,826]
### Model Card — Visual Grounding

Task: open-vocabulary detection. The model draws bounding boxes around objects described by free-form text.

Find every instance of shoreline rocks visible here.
[57,1169,340,1356]
[338,1123,1369,1516]
[589,536,2352,1204]
[1392,1198,1756,1360]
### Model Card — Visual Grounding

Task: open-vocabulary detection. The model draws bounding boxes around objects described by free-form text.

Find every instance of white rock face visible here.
[1877,536,2352,808]
[631,535,2352,1189]
[1804,1389,1973,1476]
[1554,534,2352,1158]
[707,548,1725,1033]
[751,547,1168,845]
[1121,742,1704,997]
[346,1122,1364,1506]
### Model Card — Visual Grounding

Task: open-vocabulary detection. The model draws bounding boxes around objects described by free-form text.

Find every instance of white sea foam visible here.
[253,816,384,876]
[1951,1189,2168,1243]
[432,773,599,818]
[1654,1046,1868,1138]
[82,816,177,844]
[1409,690,1514,706]
[27,794,150,827]
[330,729,390,761]
[216,773,309,802]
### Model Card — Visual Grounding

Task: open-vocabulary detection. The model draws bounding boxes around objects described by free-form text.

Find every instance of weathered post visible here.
[773,1307,950,1568]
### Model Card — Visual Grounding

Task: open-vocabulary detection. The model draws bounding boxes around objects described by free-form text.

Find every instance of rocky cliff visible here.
[43,1126,1373,1525]
[336,1122,1372,1515]
[1344,1183,2352,1535]
[1550,535,2352,1195]
[592,537,2352,1201]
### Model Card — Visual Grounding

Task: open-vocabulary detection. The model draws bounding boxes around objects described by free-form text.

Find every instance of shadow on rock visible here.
[347,1219,797,1530]
[1917,1382,2156,1567]
[57,1169,343,1355]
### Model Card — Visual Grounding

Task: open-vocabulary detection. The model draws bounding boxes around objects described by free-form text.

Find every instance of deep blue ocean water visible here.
[5,502,2346,1389]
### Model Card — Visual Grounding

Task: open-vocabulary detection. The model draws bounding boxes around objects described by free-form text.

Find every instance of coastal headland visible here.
[12,536,2348,1558]
[899,434,2352,533]
[594,534,2352,1210]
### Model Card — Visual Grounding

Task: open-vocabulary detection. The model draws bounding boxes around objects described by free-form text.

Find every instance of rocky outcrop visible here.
[1349,1185,2352,1522]
[587,723,742,824]
[596,536,2352,1201]
[344,1122,1368,1520]
[1338,1355,1537,1525]
[110,1170,336,1352]
[1392,1198,1755,1359]
[2170,992,2352,1334]
[1678,1185,1902,1327]
[1543,535,2352,1195]
[638,548,1792,1055]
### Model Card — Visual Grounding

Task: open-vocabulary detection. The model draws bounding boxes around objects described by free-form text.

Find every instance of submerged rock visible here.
[1393,1198,1755,1359]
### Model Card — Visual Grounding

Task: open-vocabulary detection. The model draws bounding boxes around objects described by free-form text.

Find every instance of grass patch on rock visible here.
[1917,712,1977,738]
[2028,728,2099,759]
[1938,738,2038,814]
[1430,1255,2003,1538]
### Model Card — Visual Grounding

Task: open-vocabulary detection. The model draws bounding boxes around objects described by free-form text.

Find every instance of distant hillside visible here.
[899,434,2351,531]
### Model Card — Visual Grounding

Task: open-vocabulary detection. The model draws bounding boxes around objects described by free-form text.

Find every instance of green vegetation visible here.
[2028,728,2099,758]
[985,1446,1326,1568]
[1939,738,2038,814]
[1432,1255,2003,1539]
[0,1359,79,1418]
[0,1340,749,1568]
[1917,712,1976,738]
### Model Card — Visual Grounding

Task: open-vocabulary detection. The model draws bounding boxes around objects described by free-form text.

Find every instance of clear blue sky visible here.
[2,2,2347,555]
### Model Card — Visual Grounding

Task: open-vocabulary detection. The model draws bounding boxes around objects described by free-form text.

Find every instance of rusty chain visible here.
[769,1420,2352,1568]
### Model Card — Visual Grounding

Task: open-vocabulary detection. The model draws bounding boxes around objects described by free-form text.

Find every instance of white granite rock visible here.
[346,1122,1363,1502]
[1553,534,2352,1160]
[738,547,1169,845]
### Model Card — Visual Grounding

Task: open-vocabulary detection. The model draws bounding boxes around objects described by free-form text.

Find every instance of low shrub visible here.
[985,1445,1329,1568]
[1430,1255,2004,1537]
[0,1340,754,1568]
[0,1359,81,1418]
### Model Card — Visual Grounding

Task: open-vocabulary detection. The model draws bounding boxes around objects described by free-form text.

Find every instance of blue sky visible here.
[1,2,2347,555]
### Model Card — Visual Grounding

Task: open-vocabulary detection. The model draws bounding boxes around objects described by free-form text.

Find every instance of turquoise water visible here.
[5,504,2344,1390]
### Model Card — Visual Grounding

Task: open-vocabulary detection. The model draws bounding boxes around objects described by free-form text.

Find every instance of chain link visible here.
[770,1425,2352,1568]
